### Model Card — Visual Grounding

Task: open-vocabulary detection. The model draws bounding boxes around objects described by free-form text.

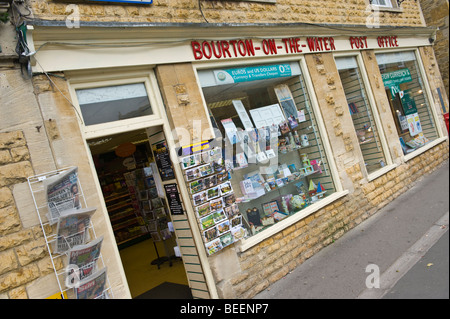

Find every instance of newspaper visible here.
[44,167,81,224]
[75,267,108,299]
[66,236,104,286]
[55,207,96,254]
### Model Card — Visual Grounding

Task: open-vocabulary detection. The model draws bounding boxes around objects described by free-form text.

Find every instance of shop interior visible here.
[199,63,337,237]
[336,56,387,174]
[377,51,439,155]
[87,127,191,299]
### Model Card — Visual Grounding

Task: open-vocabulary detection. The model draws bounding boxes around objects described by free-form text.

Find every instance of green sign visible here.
[400,90,417,116]
[381,68,412,96]
[214,64,293,84]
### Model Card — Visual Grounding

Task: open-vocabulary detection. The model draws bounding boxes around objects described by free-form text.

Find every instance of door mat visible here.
[134,282,193,299]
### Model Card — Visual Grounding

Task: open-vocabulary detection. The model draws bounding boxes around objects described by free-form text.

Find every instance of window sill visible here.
[238,190,349,252]
[404,136,449,162]
[367,163,398,182]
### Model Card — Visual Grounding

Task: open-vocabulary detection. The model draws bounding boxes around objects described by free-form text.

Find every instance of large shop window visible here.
[75,83,153,126]
[376,51,439,155]
[198,62,337,237]
[336,56,388,174]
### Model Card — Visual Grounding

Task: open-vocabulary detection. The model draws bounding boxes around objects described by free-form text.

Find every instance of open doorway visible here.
[87,126,192,299]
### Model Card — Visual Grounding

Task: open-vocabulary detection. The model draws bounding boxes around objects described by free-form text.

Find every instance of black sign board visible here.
[164,183,184,215]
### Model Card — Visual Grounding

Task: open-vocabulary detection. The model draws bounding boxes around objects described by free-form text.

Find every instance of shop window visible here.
[198,62,337,237]
[75,83,153,126]
[371,0,394,8]
[336,56,388,174]
[376,51,439,155]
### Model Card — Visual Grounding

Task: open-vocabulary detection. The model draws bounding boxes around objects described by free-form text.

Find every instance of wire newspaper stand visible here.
[27,166,113,299]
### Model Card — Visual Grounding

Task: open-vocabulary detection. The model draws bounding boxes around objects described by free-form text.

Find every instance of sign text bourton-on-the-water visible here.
[191,36,399,60]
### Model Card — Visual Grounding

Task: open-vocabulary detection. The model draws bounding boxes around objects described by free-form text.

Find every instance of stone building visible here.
[0,0,448,299]
[419,0,449,100]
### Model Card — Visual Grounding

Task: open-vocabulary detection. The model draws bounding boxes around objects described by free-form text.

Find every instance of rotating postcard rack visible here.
[27,166,113,299]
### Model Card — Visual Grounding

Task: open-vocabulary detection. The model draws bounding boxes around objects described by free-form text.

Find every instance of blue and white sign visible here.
[213,64,295,85]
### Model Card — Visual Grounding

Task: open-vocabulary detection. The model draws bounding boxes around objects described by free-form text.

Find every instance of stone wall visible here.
[0,130,52,299]
[419,0,449,101]
[0,67,130,299]
[29,0,425,26]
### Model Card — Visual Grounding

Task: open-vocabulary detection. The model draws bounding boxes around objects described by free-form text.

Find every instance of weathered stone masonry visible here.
[0,130,56,299]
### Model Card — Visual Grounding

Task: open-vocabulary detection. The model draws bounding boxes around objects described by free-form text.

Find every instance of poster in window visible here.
[249,104,286,128]
[406,112,422,137]
[399,90,418,116]
[221,118,239,145]
[274,84,298,120]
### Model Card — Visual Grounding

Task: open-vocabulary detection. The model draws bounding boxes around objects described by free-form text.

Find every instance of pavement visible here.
[254,161,449,299]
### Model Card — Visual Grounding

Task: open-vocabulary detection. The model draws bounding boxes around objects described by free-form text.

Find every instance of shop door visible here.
[88,126,201,299]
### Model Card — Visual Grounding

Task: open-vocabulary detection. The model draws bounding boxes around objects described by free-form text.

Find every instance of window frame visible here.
[374,48,447,163]
[334,52,395,181]
[367,0,403,12]
[371,0,394,8]
[193,56,347,252]
[68,70,164,140]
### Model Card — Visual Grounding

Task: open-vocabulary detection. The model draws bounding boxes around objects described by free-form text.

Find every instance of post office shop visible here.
[29,22,449,299]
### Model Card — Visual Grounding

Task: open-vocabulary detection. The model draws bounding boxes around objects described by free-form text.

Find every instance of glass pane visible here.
[76,83,153,126]
[337,57,387,174]
[376,51,438,155]
[199,62,336,238]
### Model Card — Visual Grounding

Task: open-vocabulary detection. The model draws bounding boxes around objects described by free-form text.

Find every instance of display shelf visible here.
[229,134,329,237]
[27,167,113,299]
[100,168,150,246]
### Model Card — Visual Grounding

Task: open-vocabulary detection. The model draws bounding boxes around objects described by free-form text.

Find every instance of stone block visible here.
[0,161,34,187]
[0,264,39,293]
[0,206,21,236]
[0,187,14,209]
[0,250,18,275]
[16,238,47,267]
[0,229,33,252]
[0,131,26,149]
[0,150,12,165]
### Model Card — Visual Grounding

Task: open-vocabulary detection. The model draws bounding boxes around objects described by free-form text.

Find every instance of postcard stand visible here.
[27,166,113,299]
[150,240,172,269]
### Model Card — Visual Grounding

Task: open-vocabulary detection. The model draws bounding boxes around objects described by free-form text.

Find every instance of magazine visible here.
[75,267,108,299]
[44,167,81,224]
[66,236,104,285]
[55,207,96,253]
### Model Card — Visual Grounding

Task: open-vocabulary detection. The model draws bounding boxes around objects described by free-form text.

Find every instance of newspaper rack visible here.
[28,166,113,299]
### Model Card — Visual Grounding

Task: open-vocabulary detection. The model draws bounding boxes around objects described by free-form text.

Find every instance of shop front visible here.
[28,22,449,299]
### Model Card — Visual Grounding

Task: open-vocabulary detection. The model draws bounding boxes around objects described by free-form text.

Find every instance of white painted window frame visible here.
[193,56,347,252]
[333,52,396,182]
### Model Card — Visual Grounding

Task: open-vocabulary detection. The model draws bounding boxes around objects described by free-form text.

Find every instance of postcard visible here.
[199,163,213,177]
[189,179,204,194]
[220,232,234,248]
[205,238,223,256]
[192,190,207,206]
[206,186,219,200]
[196,202,210,218]
[223,193,236,207]
[212,209,227,224]
[200,213,215,230]
[181,154,200,170]
[203,226,218,242]
[219,181,233,196]
[185,167,201,181]
[217,220,230,235]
